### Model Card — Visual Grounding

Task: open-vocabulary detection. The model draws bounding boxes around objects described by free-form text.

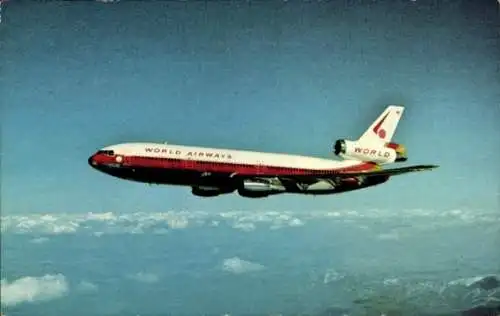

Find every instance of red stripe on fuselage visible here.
[119,155,376,176]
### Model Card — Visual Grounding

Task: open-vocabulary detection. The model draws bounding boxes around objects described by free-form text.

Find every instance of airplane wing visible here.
[234,164,438,184]
[326,164,439,178]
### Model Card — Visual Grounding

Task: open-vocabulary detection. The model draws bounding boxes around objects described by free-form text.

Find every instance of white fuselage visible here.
[102,142,365,171]
[88,142,385,198]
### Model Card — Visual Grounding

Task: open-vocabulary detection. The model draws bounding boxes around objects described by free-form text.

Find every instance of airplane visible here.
[88,105,438,198]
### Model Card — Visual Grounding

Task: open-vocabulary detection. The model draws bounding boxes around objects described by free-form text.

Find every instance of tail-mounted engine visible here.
[385,142,407,162]
[333,139,407,164]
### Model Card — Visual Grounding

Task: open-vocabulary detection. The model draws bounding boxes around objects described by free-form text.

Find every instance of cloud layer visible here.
[1,209,497,236]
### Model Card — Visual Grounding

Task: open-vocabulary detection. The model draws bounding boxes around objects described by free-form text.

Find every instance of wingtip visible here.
[415,164,439,172]
[425,164,439,170]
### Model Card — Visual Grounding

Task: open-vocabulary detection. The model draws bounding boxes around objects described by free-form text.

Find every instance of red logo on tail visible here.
[378,129,386,138]
[373,112,389,139]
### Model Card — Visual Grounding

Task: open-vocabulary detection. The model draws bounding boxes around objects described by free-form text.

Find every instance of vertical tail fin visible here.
[358,105,405,145]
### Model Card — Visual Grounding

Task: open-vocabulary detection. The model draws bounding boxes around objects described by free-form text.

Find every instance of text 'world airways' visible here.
[145,147,233,159]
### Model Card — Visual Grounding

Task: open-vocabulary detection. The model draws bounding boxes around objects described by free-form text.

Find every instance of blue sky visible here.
[1,1,499,214]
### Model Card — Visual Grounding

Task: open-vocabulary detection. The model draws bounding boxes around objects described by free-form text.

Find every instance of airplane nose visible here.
[88,155,96,167]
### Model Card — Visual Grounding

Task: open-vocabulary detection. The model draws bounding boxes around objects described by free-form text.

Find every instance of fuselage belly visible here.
[92,160,388,196]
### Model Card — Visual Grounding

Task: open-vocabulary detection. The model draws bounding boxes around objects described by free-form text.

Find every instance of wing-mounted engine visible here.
[191,186,221,197]
[237,189,271,198]
[237,179,285,198]
[333,139,399,164]
[191,186,235,197]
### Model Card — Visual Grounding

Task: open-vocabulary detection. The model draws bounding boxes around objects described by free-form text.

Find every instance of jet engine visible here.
[237,188,271,198]
[385,142,407,162]
[237,180,285,198]
[333,139,398,164]
[191,186,222,197]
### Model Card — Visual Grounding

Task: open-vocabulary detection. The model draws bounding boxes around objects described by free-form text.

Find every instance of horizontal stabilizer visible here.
[336,164,439,178]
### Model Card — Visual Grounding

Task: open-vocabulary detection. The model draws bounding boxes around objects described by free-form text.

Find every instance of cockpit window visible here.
[97,150,114,156]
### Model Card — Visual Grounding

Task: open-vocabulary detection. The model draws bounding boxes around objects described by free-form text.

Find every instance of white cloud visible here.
[127,272,159,284]
[167,218,189,229]
[377,230,400,240]
[77,280,98,293]
[0,274,69,307]
[221,257,265,274]
[231,222,256,232]
[323,268,345,284]
[29,237,49,244]
[86,212,116,221]
[289,218,304,227]
[447,274,500,288]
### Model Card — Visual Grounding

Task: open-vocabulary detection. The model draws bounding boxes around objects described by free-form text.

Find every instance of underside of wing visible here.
[234,164,438,184]
[331,164,439,178]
